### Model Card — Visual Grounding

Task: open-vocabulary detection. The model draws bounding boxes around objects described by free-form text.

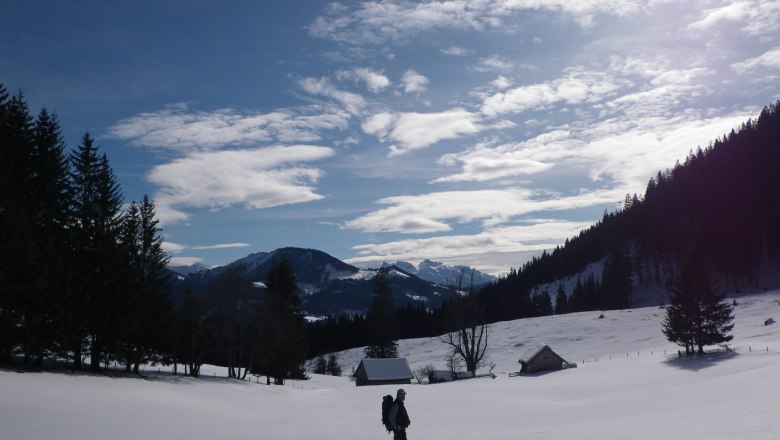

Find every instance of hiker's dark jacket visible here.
[389,401,410,430]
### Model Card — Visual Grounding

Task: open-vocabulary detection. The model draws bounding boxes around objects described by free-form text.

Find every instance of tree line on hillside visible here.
[4,82,760,373]
[0,85,308,383]
[478,101,780,321]
[309,102,777,357]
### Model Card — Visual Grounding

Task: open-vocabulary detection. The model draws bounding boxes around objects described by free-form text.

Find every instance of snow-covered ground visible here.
[3,291,780,439]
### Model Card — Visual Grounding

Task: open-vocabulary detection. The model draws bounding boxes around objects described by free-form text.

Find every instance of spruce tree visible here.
[326,353,342,376]
[69,134,124,370]
[314,355,327,374]
[134,196,173,371]
[175,288,212,377]
[255,256,308,384]
[662,256,734,354]
[364,269,398,359]
[0,88,41,363]
[554,283,569,314]
[23,108,73,366]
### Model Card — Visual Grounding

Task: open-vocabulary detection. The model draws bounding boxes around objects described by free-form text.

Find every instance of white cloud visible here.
[149,145,335,224]
[191,243,251,250]
[345,220,594,274]
[108,104,349,152]
[337,68,392,93]
[362,108,482,156]
[169,257,204,266]
[474,55,513,72]
[433,137,559,183]
[480,67,625,117]
[400,69,430,94]
[440,46,472,56]
[688,0,780,36]
[163,241,251,252]
[491,75,513,90]
[162,241,187,253]
[299,77,367,115]
[344,188,623,234]
[731,47,780,74]
[309,0,657,44]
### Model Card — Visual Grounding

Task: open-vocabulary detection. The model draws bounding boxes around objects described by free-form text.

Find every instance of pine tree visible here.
[0,88,41,363]
[662,256,734,354]
[175,288,212,377]
[364,269,398,359]
[133,196,173,371]
[314,355,327,374]
[554,283,569,314]
[22,108,73,366]
[600,248,633,310]
[117,201,143,369]
[326,353,342,376]
[255,256,308,384]
[69,134,124,370]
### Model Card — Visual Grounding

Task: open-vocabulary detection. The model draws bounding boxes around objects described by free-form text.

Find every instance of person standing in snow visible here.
[389,388,411,440]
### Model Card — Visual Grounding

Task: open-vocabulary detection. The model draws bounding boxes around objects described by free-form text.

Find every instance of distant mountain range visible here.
[381,259,496,286]
[168,248,495,316]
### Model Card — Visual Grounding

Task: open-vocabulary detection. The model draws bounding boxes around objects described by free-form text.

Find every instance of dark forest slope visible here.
[477,101,780,322]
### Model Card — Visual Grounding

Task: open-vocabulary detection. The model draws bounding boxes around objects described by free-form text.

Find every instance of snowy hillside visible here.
[4,290,780,439]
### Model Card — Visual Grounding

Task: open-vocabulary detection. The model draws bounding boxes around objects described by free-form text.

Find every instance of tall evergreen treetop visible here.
[662,255,734,354]
[364,268,398,359]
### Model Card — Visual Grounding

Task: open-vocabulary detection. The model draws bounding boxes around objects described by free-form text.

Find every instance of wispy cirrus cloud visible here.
[361,108,482,156]
[436,56,750,189]
[168,256,204,266]
[440,45,472,56]
[163,241,250,252]
[344,188,624,234]
[149,145,335,224]
[433,136,560,183]
[108,104,349,152]
[162,241,188,253]
[473,55,514,72]
[688,0,780,37]
[309,0,659,44]
[345,220,595,274]
[191,243,251,250]
[480,67,625,117]
[299,76,368,115]
[731,46,780,74]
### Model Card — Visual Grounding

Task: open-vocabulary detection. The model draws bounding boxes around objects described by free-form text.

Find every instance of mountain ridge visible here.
[169,247,459,315]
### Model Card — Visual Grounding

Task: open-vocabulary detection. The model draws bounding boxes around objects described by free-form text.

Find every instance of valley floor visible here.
[3,291,780,439]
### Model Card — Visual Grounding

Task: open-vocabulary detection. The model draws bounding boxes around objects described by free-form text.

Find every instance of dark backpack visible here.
[381,395,394,431]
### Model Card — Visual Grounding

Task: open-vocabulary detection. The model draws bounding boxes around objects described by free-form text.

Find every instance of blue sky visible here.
[3,0,780,275]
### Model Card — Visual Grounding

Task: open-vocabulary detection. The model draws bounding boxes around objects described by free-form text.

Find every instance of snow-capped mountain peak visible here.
[382,259,496,286]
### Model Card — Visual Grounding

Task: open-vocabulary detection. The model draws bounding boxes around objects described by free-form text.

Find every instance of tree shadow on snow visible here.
[663,351,739,371]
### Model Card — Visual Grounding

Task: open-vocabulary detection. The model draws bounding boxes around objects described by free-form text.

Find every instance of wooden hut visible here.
[517,344,573,374]
[354,358,413,386]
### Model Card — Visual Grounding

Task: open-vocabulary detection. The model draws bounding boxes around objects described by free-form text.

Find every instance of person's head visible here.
[397,388,407,401]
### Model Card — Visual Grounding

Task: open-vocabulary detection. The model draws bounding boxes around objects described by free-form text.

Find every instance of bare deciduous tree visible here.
[440,269,489,374]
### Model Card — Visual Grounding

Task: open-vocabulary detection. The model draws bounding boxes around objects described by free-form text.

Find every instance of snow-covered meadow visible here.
[3,290,780,439]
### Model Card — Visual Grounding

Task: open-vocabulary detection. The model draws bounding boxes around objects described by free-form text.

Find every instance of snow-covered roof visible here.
[358,358,413,380]
[518,343,556,363]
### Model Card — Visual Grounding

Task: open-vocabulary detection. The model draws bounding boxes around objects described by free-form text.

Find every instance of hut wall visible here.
[527,347,564,373]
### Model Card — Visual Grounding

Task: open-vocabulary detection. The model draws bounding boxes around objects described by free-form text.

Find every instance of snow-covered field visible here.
[3,290,780,439]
